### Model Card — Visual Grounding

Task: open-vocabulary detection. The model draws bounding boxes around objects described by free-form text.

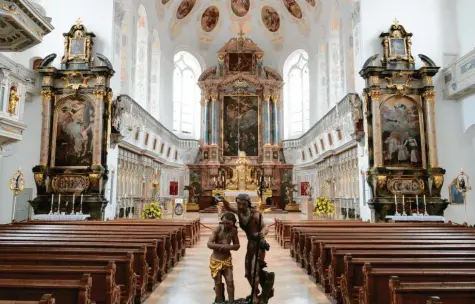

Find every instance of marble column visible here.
[201,96,209,145]
[264,94,271,145]
[423,90,438,168]
[369,90,383,167]
[39,90,53,166]
[93,91,105,166]
[272,95,279,145]
[210,94,218,145]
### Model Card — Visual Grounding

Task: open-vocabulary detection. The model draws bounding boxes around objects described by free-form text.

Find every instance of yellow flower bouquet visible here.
[314,196,335,216]
[141,202,163,219]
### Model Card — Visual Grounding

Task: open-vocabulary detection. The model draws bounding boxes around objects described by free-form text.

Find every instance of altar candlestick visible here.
[402,195,407,216]
[57,194,61,214]
[80,194,83,215]
[394,195,400,216]
[416,195,419,215]
[72,194,76,214]
[423,194,428,216]
[49,194,54,214]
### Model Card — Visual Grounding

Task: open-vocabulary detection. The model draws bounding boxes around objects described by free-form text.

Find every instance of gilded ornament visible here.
[96,76,105,85]
[43,76,51,86]
[7,86,20,115]
[51,175,90,193]
[41,90,53,100]
[9,169,25,196]
[62,72,90,90]
[422,90,435,101]
[368,90,382,100]
[88,173,100,187]
[210,94,218,102]
[424,76,433,86]
[432,175,444,189]
[34,173,44,186]
[376,175,387,189]
[370,76,380,85]
[93,89,107,100]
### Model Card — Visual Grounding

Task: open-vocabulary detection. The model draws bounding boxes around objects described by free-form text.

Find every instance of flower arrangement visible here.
[141,202,163,219]
[314,196,335,216]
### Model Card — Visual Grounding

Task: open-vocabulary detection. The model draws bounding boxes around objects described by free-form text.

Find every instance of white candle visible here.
[403,195,405,204]
[394,195,396,204]
[58,194,61,204]
[416,195,419,204]
[72,193,75,203]
[51,194,54,203]
[80,194,83,204]
[424,195,426,204]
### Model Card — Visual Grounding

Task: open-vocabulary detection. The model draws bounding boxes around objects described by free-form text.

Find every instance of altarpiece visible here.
[188,34,292,211]
[29,20,115,219]
[360,20,448,221]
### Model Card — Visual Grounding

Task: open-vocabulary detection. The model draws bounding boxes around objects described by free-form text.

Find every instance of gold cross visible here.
[393,18,399,27]
[238,27,245,39]
[76,17,82,27]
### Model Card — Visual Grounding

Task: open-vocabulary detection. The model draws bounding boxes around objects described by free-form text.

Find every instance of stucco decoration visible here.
[306,0,316,7]
[258,2,284,50]
[226,0,254,36]
[169,0,200,39]
[230,0,250,17]
[156,0,174,19]
[305,0,323,23]
[279,0,309,35]
[197,1,223,47]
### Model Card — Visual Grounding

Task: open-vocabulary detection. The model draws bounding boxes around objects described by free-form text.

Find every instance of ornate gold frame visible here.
[221,93,261,158]
[448,178,464,205]
[50,94,94,168]
[379,94,427,170]
[388,37,408,61]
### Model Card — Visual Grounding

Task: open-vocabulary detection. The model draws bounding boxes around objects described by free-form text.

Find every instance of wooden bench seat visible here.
[0,294,54,304]
[359,266,475,304]
[0,253,136,304]
[0,275,92,304]
[338,257,475,304]
[0,263,120,304]
[389,278,475,304]
[0,243,148,302]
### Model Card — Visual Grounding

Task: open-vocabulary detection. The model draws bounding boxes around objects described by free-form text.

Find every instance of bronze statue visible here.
[218,193,275,304]
[208,212,240,303]
[8,86,19,115]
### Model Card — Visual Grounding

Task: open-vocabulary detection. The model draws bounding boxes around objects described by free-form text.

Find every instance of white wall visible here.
[455,0,475,55]
[358,0,475,223]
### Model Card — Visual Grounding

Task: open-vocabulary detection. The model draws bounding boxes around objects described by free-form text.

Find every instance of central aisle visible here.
[144,216,331,304]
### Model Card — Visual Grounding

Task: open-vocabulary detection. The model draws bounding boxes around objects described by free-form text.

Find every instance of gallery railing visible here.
[282,93,354,150]
[117,94,200,151]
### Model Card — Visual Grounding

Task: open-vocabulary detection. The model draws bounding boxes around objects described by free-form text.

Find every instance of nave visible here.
[145,214,331,304]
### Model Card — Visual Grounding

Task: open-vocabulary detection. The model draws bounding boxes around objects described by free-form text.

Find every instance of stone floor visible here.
[144,213,331,304]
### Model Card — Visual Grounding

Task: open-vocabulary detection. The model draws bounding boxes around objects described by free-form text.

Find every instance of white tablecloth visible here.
[31,214,91,221]
[386,215,447,222]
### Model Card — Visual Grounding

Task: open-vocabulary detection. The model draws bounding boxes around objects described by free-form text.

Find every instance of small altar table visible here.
[31,214,91,221]
[385,215,447,223]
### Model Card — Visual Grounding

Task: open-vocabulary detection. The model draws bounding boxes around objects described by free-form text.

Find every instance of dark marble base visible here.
[29,195,108,220]
[368,199,449,222]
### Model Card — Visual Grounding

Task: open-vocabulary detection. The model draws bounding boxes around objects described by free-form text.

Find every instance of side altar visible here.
[186,34,292,212]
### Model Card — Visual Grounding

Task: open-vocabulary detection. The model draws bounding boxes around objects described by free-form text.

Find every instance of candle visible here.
[403,195,405,204]
[58,194,61,204]
[72,193,75,203]
[51,194,54,203]
[424,195,426,204]
[80,194,83,204]
[394,195,396,204]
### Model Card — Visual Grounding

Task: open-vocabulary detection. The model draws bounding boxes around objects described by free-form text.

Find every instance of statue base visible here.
[284,203,300,212]
[213,299,249,304]
[186,203,200,212]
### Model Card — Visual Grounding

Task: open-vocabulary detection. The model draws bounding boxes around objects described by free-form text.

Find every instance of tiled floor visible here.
[144,213,331,304]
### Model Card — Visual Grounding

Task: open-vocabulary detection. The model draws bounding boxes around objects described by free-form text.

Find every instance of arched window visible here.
[150,29,160,119]
[134,5,149,109]
[173,51,201,138]
[283,49,310,139]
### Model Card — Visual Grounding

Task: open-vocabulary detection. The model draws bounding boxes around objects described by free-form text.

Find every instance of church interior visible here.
[1,0,475,303]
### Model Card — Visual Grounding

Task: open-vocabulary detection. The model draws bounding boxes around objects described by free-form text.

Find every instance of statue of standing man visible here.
[216,193,275,304]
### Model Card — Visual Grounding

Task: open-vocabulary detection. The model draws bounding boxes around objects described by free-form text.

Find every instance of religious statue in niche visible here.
[176,0,196,20]
[231,0,250,17]
[223,96,258,157]
[7,86,19,115]
[228,53,253,72]
[54,97,94,167]
[261,6,280,32]
[381,97,422,167]
[282,0,303,19]
[201,6,220,32]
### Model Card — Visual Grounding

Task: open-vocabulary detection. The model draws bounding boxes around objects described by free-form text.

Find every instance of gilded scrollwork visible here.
[432,175,444,189]
[387,177,424,195]
[34,173,44,187]
[376,175,387,189]
[51,175,90,193]
[422,90,435,101]
[62,72,90,90]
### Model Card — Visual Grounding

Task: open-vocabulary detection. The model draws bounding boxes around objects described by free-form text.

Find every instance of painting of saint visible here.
[176,0,195,20]
[54,98,94,166]
[201,6,219,32]
[223,96,259,156]
[70,38,85,55]
[390,38,406,56]
[282,0,303,19]
[449,178,464,204]
[228,53,253,72]
[381,97,422,167]
[261,6,280,32]
[231,0,250,17]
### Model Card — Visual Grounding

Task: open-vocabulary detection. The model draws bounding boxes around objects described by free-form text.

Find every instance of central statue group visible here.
[208,193,275,304]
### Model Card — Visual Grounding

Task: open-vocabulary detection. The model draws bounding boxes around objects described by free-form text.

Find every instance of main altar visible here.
[187,33,292,211]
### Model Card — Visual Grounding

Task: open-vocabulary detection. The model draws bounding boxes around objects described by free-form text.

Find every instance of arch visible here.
[173,51,202,139]
[283,49,310,139]
[172,45,206,72]
[150,29,160,119]
[134,4,149,109]
[30,57,42,70]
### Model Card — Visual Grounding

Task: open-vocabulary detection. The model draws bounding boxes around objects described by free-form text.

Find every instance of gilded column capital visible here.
[93,89,107,100]
[423,76,433,86]
[40,90,54,100]
[370,76,380,85]
[210,94,218,102]
[272,95,281,108]
[368,90,382,101]
[263,94,271,101]
[422,90,435,102]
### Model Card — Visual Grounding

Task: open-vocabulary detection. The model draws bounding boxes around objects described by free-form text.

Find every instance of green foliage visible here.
[314,196,335,216]
[141,202,163,219]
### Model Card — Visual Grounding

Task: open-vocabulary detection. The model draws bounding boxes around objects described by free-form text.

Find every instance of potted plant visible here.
[141,202,163,219]
[314,196,335,219]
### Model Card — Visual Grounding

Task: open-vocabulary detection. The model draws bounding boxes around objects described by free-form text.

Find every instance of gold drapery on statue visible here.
[209,255,233,278]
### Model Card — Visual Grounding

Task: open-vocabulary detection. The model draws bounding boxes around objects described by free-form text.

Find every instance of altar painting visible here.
[222,95,259,157]
[228,53,253,72]
[381,97,422,168]
[53,97,94,167]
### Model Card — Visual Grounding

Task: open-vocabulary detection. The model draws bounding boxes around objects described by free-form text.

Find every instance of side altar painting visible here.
[223,95,259,157]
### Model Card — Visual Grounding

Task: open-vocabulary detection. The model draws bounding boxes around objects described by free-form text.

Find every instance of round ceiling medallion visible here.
[201,6,220,32]
[282,0,303,19]
[261,6,280,32]
[231,0,250,17]
[176,0,196,19]
[306,0,316,7]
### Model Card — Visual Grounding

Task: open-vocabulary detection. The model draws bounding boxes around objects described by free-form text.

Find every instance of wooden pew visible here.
[0,275,92,304]
[0,253,136,304]
[389,278,475,304]
[358,265,475,304]
[0,243,148,302]
[338,257,475,304]
[0,294,55,304]
[0,263,120,304]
